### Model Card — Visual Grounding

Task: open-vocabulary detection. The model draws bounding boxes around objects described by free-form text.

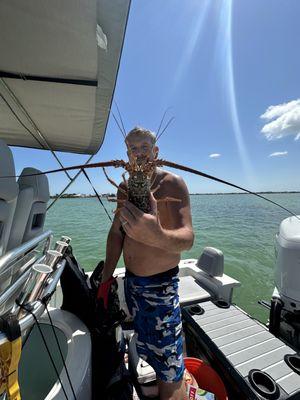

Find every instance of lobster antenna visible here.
[156,107,172,140]
[114,101,127,137]
[156,116,175,142]
[112,112,126,139]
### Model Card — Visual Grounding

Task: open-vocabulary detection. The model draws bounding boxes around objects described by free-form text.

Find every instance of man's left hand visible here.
[119,192,163,247]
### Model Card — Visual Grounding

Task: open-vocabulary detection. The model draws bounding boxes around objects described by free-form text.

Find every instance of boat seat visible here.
[0,139,18,257]
[7,167,49,251]
[179,276,211,305]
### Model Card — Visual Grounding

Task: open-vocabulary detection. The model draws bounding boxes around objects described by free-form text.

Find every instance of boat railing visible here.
[0,230,52,315]
[0,258,66,342]
[0,231,52,293]
[0,231,70,343]
[0,230,52,273]
[0,256,43,309]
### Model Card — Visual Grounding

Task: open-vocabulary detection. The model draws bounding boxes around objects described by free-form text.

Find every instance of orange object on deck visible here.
[184,357,228,400]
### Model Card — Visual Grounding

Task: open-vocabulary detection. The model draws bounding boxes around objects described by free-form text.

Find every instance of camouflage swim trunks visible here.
[125,266,184,382]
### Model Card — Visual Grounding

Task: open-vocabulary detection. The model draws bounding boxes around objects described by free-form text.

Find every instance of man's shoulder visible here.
[159,169,185,184]
[158,169,187,192]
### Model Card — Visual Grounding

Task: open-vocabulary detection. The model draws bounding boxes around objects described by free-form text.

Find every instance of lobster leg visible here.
[122,172,128,187]
[107,198,126,214]
[107,198,125,203]
[151,181,180,202]
[103,168,127,196]
[103,167,128,214]
[151,184,160,194]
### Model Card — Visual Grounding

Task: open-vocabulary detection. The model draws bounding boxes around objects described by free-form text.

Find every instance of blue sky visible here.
[11,0,300,195]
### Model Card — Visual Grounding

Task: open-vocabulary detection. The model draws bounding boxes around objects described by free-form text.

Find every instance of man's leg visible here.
[127,268,186,399]
[158,378,187,400]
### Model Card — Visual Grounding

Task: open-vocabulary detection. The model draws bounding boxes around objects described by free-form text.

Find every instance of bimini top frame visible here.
[0,0,131,155]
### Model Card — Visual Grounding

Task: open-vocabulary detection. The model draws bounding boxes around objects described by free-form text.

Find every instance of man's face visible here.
[126,135,158,163]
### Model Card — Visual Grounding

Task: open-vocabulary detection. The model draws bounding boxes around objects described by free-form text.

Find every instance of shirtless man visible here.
[99,127,194,400]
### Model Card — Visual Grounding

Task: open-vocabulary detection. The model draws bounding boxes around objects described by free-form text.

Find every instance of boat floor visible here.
[182,300,300,400]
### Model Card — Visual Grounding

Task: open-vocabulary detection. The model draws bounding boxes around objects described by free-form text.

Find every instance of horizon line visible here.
[50,190,300,198]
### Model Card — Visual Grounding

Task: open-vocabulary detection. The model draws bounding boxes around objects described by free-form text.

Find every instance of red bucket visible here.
[184,357,228,400]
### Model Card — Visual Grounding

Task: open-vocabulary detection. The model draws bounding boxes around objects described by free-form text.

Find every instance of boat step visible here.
[182,301,300,400]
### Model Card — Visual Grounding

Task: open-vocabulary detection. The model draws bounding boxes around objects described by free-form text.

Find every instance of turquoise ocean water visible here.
[45,193,300,323]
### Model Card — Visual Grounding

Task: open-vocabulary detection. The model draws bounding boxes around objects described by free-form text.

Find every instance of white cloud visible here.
[260,99,300,140]
[209,153,221,158]
[269,151,288,157]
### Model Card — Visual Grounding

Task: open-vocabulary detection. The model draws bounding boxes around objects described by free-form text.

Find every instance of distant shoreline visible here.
[50,191,300,199]
[190,191,300,196]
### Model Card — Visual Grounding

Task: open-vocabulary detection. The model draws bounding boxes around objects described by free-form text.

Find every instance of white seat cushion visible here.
[0,139,18,257]
[179,276,211,304]
[128,334,156,385]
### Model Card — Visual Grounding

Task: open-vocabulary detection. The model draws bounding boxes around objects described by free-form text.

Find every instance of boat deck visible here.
[183,301,300,399]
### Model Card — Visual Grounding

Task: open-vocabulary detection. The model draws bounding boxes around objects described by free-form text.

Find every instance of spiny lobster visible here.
[102,109,182,213]
[0,103,297,220]
[102,155,181,214]
[0,157,297,218]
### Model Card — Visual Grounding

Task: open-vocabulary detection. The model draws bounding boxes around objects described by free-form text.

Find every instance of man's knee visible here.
[158,379,186,400]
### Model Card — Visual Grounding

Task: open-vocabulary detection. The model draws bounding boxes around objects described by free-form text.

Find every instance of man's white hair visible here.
[126,126,156,145]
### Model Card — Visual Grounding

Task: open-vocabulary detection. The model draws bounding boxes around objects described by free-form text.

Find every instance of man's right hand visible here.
[97,276,115,309]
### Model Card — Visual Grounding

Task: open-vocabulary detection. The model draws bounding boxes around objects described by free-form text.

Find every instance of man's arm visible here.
[119,175,194,252]
[157,175,194,252]
[101,186,126,283]
[156,226,194,253]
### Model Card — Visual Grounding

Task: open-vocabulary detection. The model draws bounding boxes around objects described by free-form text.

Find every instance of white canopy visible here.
[0,0,130,154]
